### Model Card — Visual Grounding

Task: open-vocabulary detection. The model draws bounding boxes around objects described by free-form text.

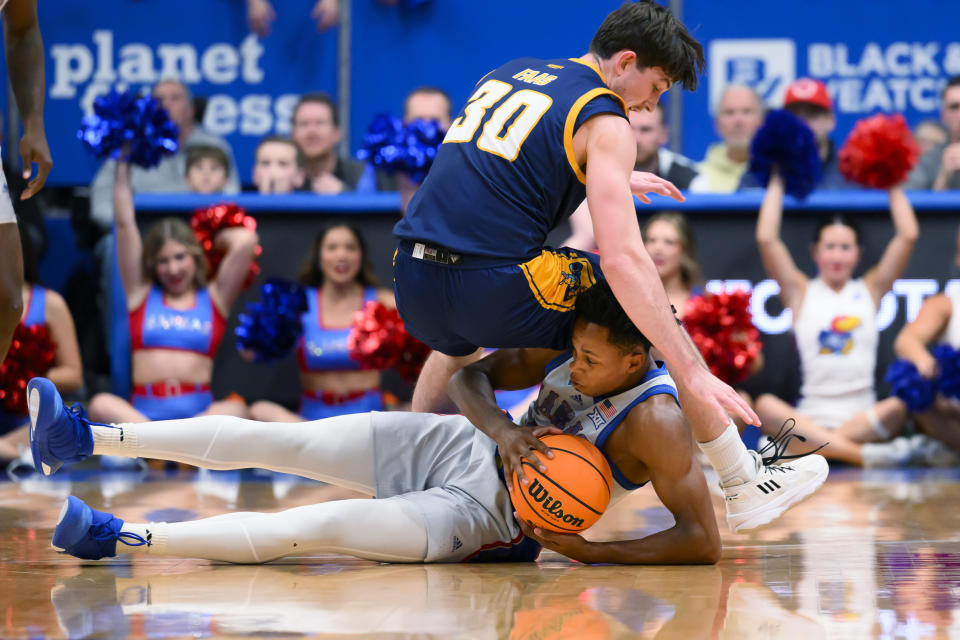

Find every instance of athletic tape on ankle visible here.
[866,407,890,440]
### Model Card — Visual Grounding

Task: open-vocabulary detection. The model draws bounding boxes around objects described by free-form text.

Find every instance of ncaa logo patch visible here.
[708,39,796,112]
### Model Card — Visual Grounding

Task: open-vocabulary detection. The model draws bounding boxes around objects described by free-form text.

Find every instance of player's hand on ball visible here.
[515,514,594,563]
[499,425,563,487]
[629,172,684,204]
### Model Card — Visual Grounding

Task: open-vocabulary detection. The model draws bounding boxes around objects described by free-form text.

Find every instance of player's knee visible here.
[0,292,22,330]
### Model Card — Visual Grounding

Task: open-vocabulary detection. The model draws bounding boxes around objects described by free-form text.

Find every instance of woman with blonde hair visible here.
[88,160,258,423]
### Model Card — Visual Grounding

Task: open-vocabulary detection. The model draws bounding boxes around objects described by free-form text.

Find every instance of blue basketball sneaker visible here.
[53,496,149,560]
[28,377,105,476]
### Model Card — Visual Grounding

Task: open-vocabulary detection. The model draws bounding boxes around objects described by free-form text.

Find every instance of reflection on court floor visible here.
[2,466,960,638]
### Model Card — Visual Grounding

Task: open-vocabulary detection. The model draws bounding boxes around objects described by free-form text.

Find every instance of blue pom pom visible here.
[77,89,179,169]
[749,109,822,200]
[885,359,935,412]
[933,344,960,400]
[400,119,445,183]
[357,113,405,170]
[357,115,445,183]
[235,279,308,363]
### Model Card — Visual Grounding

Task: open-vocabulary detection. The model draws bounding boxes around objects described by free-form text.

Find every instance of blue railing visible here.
[132,190,960,214]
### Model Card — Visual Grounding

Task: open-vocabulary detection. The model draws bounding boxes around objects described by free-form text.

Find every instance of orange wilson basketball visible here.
[510,434,613,533]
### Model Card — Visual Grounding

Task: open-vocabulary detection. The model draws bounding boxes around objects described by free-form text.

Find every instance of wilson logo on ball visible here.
[526,479,585,529]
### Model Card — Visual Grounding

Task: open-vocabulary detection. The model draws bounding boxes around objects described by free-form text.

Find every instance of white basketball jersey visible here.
[516,354,679,505]
[942,290,960,349]
[795,278,878,399]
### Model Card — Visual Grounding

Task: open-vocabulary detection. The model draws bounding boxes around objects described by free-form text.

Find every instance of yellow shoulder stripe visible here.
[563,88,628,184]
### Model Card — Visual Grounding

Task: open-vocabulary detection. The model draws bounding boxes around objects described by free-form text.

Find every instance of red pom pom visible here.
[682,289,762,385]
[190,203,261,290]
[838,113,920,189]
[0,324,57,414]
[347,301,431,382]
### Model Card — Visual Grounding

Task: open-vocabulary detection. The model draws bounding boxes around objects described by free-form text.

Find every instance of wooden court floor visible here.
[2,464,960,639]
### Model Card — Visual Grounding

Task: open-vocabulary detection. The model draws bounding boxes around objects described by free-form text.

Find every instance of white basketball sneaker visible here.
[723,421,829,533]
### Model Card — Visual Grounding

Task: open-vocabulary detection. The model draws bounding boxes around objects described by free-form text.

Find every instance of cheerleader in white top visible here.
[754,173,918,465]
[894,277,960,453]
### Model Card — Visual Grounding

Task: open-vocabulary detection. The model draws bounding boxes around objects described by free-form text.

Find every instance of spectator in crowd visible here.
[87,159,256,425]
[404,86,453,129]
[292,93,392,194]
[914,119,949,156]
[689,86,763,193]
[394,86,454,212]
[247,0,339,36]
[0,220,81,465]
[248,223,396,422]
[739,78,853,190]
[906,75,960,191]
[185,145,231,195]
[89,79,240,230]
[631,105,698,190]
[753,172,919,466]
[893,261,960,461]
[252,136,306,195]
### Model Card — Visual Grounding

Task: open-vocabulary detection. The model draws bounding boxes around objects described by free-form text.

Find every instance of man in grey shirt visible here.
[88,79,240,230]
[905,75,960,191]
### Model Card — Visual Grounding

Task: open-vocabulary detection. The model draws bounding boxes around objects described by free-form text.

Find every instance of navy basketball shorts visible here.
[393,240,603,357]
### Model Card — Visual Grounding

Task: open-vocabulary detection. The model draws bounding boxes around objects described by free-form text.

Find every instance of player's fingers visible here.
[636,193,651,204]
[718,395,759,428]
[524,448,549,473]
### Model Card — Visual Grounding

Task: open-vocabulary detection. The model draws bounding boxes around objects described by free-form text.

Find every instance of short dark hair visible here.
[256,135,305,168]
[943,75,960,100]
[575,279,651,353]
[589,1,705,91]
[404,86,452,121]
[814,214,861,245]
[185,144,229,174]
[294,92,339,127]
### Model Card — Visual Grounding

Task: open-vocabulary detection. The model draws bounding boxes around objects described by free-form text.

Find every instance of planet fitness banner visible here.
[28,0,336,186]
[682,0,960,161]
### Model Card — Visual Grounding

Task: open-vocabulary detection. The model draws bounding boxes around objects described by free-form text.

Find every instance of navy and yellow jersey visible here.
[394,57,627,260]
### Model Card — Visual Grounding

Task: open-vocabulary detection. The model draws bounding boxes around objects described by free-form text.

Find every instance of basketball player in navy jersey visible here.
[393,1,826,531]
[0,0,52,361]
[30,281,728,564]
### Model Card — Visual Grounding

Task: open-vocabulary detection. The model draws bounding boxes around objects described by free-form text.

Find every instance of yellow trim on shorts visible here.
[563,87,628,184]
[519,250,597,312]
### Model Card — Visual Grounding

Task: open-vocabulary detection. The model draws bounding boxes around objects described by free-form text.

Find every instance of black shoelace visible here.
[758,418,827,467]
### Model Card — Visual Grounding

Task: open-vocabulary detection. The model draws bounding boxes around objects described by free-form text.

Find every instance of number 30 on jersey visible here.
[443,79,552,161]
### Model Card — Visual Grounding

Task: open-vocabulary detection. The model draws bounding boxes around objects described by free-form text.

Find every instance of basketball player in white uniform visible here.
[0,0,52,361]
[754,173,919,466]
[893,265,960,455]
[29,281,823,565]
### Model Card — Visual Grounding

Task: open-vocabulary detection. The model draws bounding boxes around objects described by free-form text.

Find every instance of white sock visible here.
[92,424,139,457]
[118,521,168,555]
[698,422,758,487]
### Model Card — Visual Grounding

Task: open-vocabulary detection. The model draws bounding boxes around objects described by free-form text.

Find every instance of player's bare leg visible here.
[411,348,484,413]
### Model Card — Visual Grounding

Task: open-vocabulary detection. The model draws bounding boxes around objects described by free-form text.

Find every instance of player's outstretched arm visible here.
[4,0,51,199]
[516,396,721,565]
[449,348,564,486]
[582,114,757,428]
